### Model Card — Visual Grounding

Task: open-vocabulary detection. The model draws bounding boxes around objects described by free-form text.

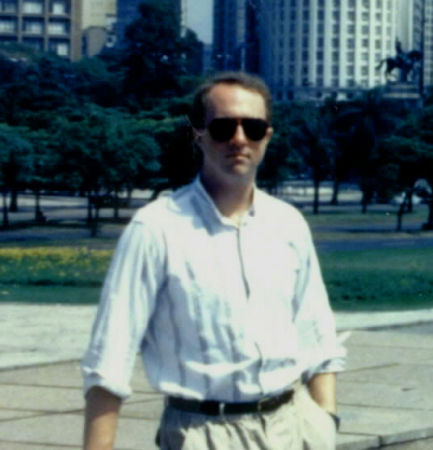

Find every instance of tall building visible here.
[397,0,433,90]
[0,0,82,60]
[116,0,186,47]
[213,0,259,72]
[213,0,433,100]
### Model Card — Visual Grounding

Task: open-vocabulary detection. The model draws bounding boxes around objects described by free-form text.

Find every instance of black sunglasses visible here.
[207,118,270,142]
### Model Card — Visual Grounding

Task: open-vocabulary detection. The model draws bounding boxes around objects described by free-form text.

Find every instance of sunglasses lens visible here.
[208,119,237,142]
[242,119,269,141]
[207,118,269,142]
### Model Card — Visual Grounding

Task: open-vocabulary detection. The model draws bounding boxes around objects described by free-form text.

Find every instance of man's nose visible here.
[231,123,248,144]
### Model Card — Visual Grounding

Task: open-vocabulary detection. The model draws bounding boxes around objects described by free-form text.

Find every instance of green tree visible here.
[0,124,33,228]
[418,106,433,230]
[334,89,400,213]
[290,103,335,214]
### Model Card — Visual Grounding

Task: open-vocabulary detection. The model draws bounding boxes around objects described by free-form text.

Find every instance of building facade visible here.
[0,0,82,60]
[81,0,116,57]
[214,0,432,100]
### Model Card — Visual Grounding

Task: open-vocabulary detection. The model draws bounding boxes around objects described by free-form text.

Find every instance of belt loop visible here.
[219,402,226,421]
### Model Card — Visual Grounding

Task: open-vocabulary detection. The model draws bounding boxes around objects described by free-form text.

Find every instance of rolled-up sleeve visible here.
[294,225,346,379]
[82,218,165,400]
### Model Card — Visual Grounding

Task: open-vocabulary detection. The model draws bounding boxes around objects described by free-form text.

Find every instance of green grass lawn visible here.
[320,247,433,312]
[1,205,433,311]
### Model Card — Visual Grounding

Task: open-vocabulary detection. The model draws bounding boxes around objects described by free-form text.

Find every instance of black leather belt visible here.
[167,390,294,416]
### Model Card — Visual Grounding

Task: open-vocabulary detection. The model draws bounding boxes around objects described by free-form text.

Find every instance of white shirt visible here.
[82,177,346,401]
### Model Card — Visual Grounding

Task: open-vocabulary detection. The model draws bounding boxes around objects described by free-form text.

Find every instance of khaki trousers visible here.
[157,383,336,450]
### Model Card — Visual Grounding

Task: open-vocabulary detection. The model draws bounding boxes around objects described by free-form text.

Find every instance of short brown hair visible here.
[190,72,273,129]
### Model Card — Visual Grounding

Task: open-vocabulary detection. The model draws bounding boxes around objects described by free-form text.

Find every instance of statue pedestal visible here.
[382,82,422,108]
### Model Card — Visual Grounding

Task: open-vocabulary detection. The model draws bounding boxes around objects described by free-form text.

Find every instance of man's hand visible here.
[308,372,337,414]
[84,387,122,450]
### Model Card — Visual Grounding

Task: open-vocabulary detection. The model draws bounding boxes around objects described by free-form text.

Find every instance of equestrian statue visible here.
[376,40,422,83]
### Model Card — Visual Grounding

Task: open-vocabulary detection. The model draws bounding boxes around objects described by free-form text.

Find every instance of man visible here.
[82,72,345,450]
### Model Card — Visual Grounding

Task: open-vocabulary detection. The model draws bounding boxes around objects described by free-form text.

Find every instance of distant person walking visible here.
[82,72,345,450]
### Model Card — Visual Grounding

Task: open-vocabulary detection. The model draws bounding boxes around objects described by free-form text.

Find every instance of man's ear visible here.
[266,127,274,142]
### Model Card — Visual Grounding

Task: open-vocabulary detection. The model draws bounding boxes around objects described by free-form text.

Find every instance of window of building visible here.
[347,79,356,87]
[361,79,368,88]
[332,51,339,62]
[317,78,324,87]
[332,78,339,87]
[362,52,369,61]
[333,24,340,34]
[23,0,44,14]
[317,64,324,75]
[363,0,370,8]
[347,51,354,62]
[362,38,369,48]
[332,11,339,20]
[375,40,381,49]
[48,19,69,35]
[348,11,355,21]
[347,66,354,76]
[347,38,354,49]
[49,39,69,57]
[303,36,309,48]
[375,53,382,62]
[318,36,324,47]
[375,25,381,35]
[303,10,309,20]
[290,0,297,7]
[0,17,16,32]
[361,66,368,76]
[362,12,369,21]
[302,65,308,76]
[0,1,17,13]
[303,23,309,33]
[347,24,355,34]
[290,10,297,20]
[333,0,340,6]
[332,65,338,75]
[376,12,382,21]
[317,50,324,60]
[318,23,324,34]
[23,18,43,33]
[22,37,43,50]
[50,0,69,15]
[318,0,324,5]
[290,23,296,33]
[377,0,382,8]
[318,9,324,20]
[362,25,369,34]
[348,0,355,7]
[302,50,309,61]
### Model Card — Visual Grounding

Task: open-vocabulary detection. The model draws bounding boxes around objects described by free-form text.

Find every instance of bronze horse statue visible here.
[376,42,422,83]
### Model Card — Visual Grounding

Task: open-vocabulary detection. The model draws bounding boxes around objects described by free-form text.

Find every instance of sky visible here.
[185,0,213,44]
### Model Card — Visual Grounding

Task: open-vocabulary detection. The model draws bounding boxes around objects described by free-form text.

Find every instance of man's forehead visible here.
[204,83,267,116]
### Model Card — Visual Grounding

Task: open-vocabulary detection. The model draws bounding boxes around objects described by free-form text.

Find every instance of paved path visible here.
[2,303,433,449]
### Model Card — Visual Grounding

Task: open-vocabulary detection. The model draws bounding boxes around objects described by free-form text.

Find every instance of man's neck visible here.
[200,172,255,223]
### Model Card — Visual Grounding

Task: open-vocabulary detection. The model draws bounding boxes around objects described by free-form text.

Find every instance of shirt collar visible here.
[192,175,258,228]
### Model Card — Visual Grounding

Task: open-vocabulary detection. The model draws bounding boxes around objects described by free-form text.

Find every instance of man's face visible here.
[194,83,273,184]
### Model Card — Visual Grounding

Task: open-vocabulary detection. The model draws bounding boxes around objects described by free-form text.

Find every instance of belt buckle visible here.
[257,397,267,413]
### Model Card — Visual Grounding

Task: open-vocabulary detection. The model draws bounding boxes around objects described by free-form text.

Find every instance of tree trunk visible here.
[2,188,9,229]
[87,192,93,225]
[34,189,45,222]
[9,187,18,212]
[330,177,339,206]
[313,178,320,215]
[396,191,409,232]
[113,190,119,220]
[91,204,100,237]
[423,199,433,230]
